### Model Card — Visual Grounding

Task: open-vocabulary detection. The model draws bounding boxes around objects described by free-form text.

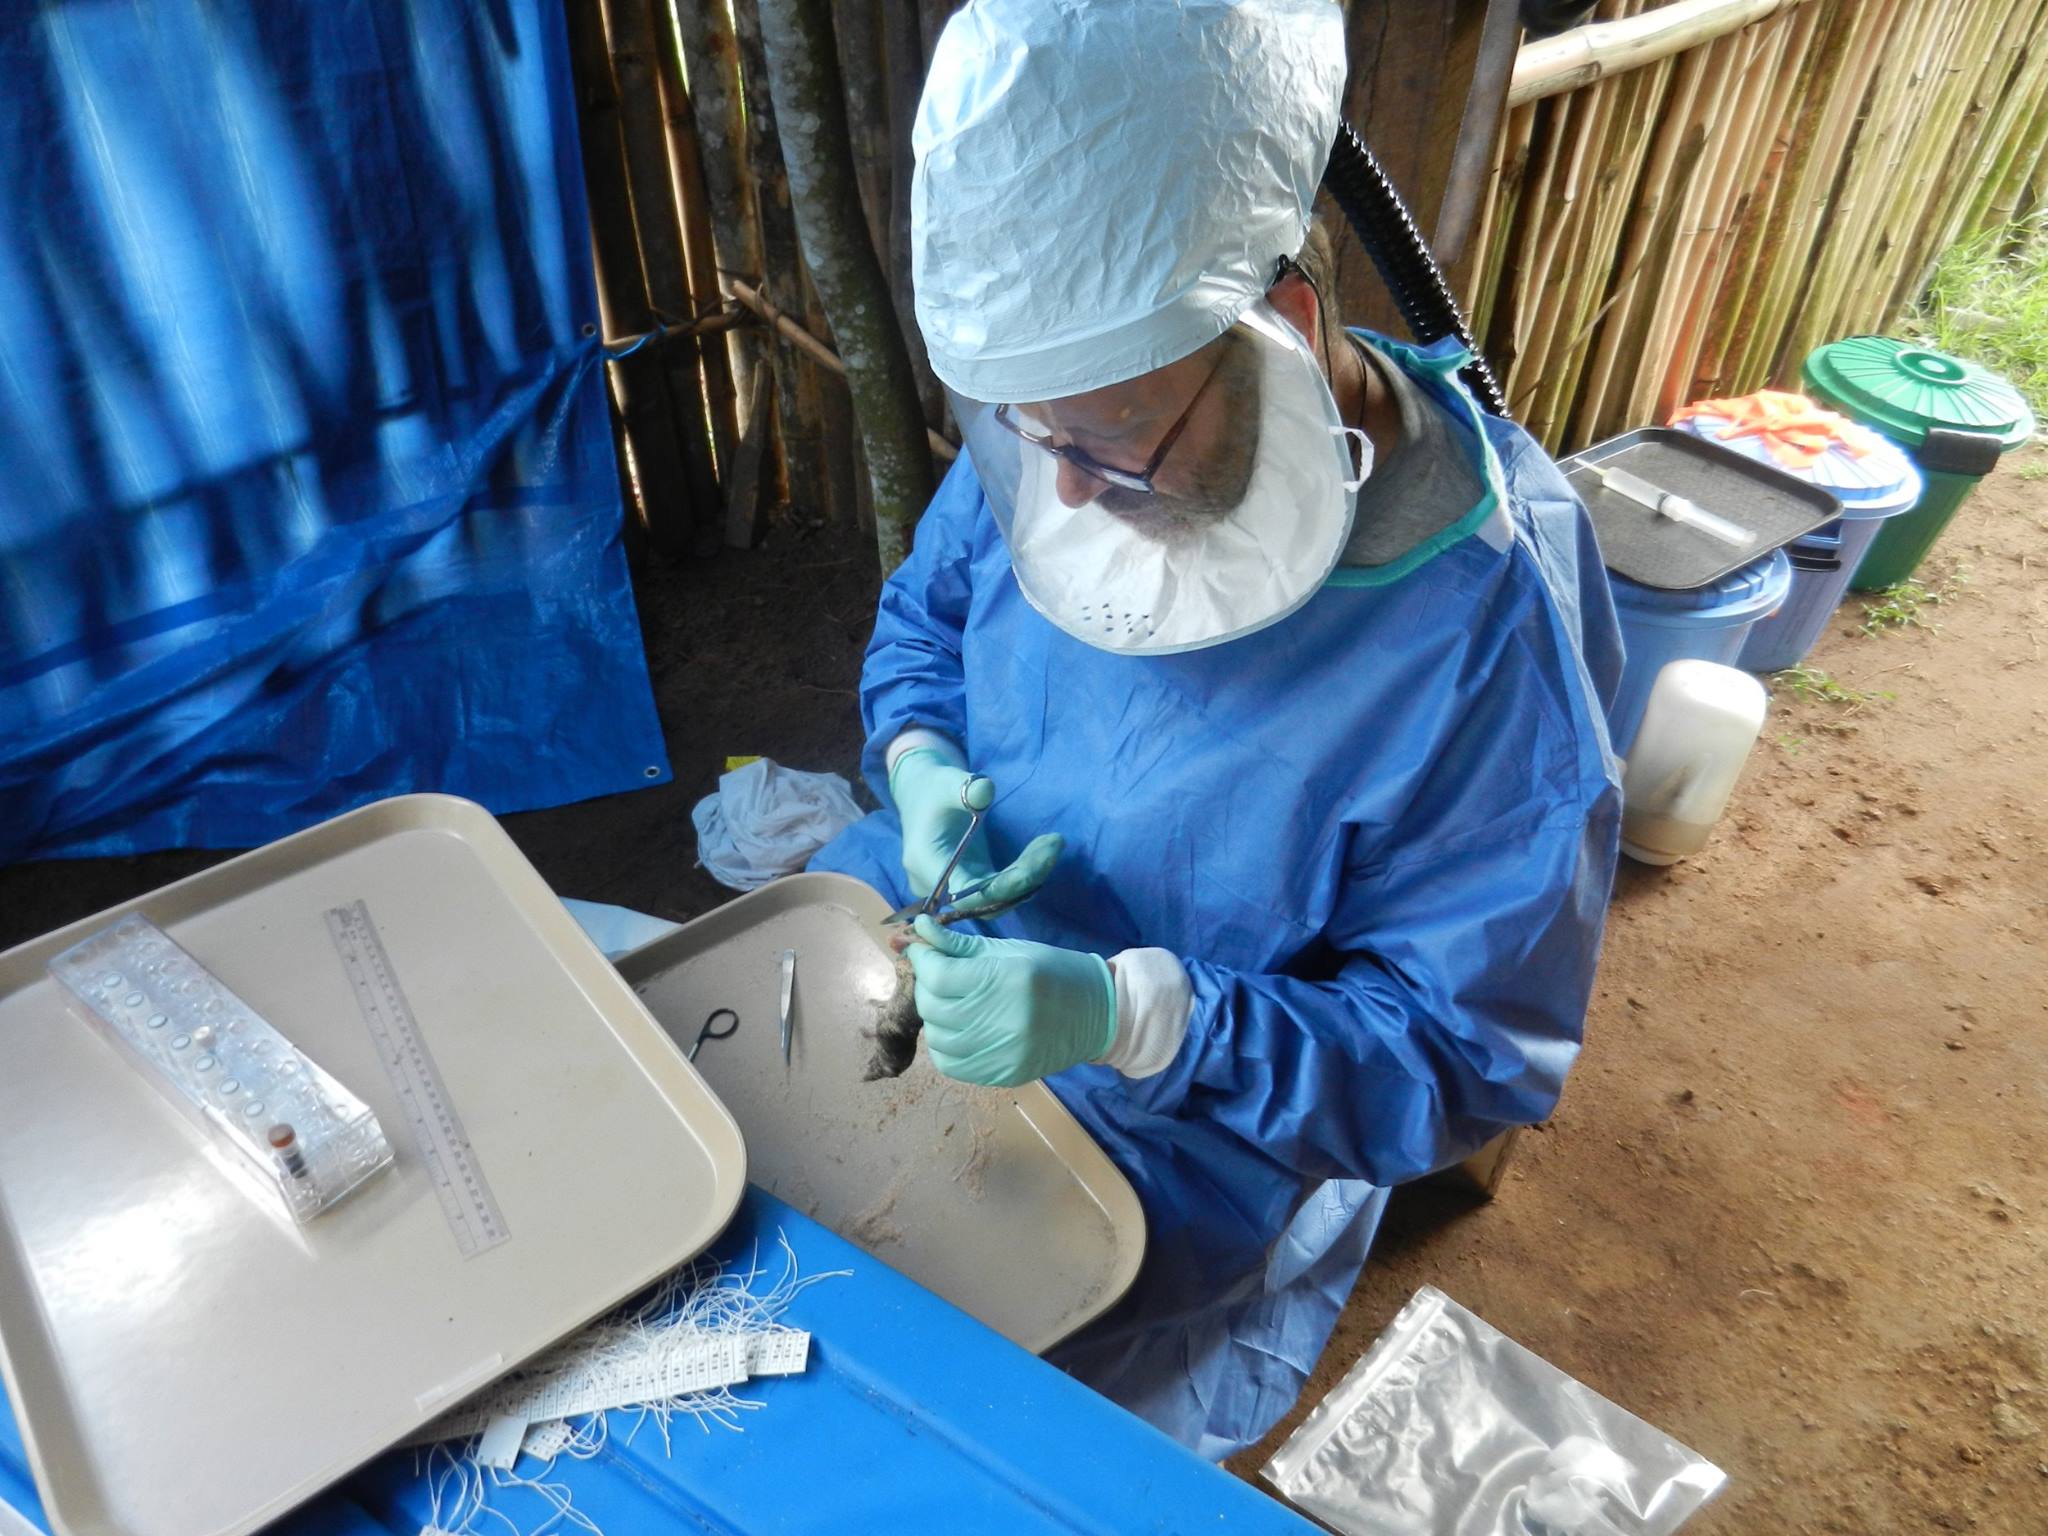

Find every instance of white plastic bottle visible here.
[1619,660,1768,865]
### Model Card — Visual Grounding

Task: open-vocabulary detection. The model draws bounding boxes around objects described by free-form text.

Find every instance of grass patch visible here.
[1860,562,1971,635]
[1772,665,1894,711]
[1907,215,2048,419]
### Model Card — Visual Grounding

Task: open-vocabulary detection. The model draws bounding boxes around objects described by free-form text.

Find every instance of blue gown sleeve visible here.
[1134,794,1620,1188]
[854,455,989,794]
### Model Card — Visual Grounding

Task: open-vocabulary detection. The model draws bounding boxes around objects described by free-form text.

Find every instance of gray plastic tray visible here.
[1564,426,1842,590]
[0,796,746,1536]
[614,873,1146,1354]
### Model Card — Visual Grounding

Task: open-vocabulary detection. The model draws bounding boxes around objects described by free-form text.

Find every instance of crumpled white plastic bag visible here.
[691,758,864,891]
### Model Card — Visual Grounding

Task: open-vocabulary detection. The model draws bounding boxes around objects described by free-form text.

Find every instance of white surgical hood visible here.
[911,0,1349,403]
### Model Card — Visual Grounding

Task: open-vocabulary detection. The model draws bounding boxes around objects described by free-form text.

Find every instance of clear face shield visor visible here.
[948,300,1370,656]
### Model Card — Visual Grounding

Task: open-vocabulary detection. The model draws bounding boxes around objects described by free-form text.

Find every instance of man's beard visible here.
[1091,339,1261,544]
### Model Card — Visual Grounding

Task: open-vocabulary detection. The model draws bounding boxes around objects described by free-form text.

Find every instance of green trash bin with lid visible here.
[1801,336,2035,590]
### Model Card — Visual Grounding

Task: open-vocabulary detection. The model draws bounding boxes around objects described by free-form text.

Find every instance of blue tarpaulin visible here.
[0,0,670,863]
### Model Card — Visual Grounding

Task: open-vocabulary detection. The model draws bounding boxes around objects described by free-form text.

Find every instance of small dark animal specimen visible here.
[864,929,941,1082]
[863,839,1061,1081]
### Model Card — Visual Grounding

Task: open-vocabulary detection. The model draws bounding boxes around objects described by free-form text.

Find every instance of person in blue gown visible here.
[812,0,1625,1459]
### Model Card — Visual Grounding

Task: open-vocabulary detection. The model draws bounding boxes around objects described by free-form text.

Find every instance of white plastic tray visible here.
[615,873,1145,1354]
[0,796,746,1536]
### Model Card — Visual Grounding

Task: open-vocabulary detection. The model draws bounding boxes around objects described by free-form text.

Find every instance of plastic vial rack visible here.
[49,914,394,1224]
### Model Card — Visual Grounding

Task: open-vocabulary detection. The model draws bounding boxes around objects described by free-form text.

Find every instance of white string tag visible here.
[411,1330,756,1445]
[519,1420,577,1462]
[746,1328,811,1376]
[476,1415,529,1472]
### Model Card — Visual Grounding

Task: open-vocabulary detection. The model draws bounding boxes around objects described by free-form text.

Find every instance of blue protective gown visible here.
[811,338,1624,1459]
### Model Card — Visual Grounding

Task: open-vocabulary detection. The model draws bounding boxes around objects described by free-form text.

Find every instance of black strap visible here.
[1917,427,2003,476]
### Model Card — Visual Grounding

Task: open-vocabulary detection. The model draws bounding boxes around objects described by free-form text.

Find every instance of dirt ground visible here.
[3,459,2043,1531]
[1232,458,2048,1532]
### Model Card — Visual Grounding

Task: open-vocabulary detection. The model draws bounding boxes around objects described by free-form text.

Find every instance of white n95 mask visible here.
[951,299,1370,656]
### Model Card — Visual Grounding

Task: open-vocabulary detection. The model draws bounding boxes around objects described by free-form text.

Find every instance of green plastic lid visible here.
[1801,336,2036,451]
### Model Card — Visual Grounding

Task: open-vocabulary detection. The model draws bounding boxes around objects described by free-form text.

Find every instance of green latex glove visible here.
[889,746,997,901]
[949,832,1065,918]
[907,916,1117,1087]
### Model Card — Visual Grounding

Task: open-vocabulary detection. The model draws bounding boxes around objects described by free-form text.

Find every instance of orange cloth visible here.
[1670,389,1887,471]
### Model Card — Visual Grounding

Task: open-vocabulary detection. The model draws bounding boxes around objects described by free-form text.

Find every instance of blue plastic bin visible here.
[1734,488,1916,672]
[1607,548,1793,755]
[1669,411,1922,674]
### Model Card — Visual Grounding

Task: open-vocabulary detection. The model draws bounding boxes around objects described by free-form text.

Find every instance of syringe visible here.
[1587,463,1757,550]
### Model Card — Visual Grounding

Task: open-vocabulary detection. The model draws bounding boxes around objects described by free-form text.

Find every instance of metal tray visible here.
[1563,426,1843,590]
[0,796,745,1536]
[614,873,1146,1354]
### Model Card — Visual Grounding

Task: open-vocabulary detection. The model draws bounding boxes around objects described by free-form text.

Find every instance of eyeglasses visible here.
[993,346,1228,495]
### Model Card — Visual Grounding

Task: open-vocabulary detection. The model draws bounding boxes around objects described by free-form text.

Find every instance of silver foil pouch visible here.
[1262,1286,1726,1535]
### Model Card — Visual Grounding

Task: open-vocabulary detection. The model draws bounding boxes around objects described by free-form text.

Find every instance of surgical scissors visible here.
[884,774,996,925]
[689,1007,738,1062]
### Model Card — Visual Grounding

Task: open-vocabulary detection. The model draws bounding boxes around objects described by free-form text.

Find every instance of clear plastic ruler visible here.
[325,899,509,1257]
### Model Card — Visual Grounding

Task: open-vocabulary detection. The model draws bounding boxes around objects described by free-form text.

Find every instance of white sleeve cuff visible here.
[1100,948,1193,1079]
[884,728,963,776]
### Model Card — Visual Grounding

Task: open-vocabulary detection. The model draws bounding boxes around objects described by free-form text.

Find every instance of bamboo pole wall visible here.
[1467,0,2048,455]
[570,0,2048,550]
[570,0,954,550]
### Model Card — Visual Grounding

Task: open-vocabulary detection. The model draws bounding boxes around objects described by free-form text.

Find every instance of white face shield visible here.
[950,300,1370,656]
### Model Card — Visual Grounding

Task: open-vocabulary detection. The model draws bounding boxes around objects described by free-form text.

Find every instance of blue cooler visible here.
[1672,403,1922,673]
[1607,548,1793,754]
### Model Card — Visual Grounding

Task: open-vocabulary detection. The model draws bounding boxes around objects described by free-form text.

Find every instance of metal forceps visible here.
[689,1007,738,1062]
[884,774,996,925]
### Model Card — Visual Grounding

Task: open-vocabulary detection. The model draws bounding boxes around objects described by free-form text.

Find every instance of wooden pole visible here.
[1485,88,1571,400]
[1867,0,2020,324]
[732,0,835,520]
[883,0,943,427]
[565,0,696,554]
[1919,0,2048,269]
[1508,81,1601,428]
[1828,0,1963,336]
[1528,2,1672,445]
[727,278,957,462]
[1513,0,1650,440]
[1454,0,2048,451]
[833,0,891,264]
[649,0,743,469]
[1570,40,1710,442]
[1468,101,1538,345]
[1510,0,1815,106]
[1624,27,1745,426]
[1435,0,1527,267]
[1895,0,2045,313]
[1782,0,1941,367]
[1980,36,2048,226]
[671,0,780,525]
[734,0,939,571]
[1723,0,1867,390]
[1687,0,1823,399]
[1653,19,1787,420]
[723,363,775,549]
[1337,0,1519,337]
[600,0,723,553]
[1742,0,1900,385]
[604,308,750,350]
